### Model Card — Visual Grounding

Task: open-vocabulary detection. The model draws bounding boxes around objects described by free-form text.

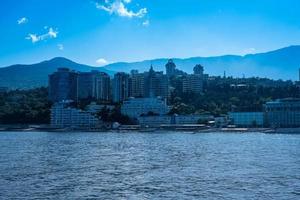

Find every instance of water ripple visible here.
[0,132,299,199]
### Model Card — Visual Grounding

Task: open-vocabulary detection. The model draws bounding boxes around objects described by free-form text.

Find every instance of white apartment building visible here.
[51,102,101,128]
[138,115,172,127]
[265,98,300,128]
[121,97,170,118]
[138,114,213,127]
[229,112,264,127]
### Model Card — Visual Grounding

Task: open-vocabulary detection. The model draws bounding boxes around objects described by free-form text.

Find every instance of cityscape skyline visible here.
[47,59,300,129]
[48,60,204,104]
[1,1,300,199]
[1,0,300,68]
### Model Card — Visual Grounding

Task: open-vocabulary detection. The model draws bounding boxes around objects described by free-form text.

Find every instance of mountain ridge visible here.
[102,45,300,80]
[0,45,299,89]
[0,57,113,89]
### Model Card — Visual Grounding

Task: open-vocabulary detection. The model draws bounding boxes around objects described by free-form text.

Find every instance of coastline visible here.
[1,124,300,134]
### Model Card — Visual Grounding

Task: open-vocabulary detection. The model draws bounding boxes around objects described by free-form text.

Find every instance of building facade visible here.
[113,72,130,103]
[265,98,300,128]
[121,97,170,118]
[183,75,203,94]
[129,66,169,100]
[50,102,101,128]
[78,71,110,101]
[165,59,187,78]
[78,72,95,99]
[129,72,145,98]
[174,114,213,125]
[95,72,111,101]
[144,66,169,99]
[166,59,176,77]
[229,112,264,127]
[182,64,204,94]
[138,114,213,127]
[48,68,78,102]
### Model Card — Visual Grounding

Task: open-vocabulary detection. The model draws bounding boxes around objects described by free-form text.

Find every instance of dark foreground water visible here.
[0,132,299,200]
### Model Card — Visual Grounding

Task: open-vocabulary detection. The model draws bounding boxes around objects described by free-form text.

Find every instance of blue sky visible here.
[0,0,299,67]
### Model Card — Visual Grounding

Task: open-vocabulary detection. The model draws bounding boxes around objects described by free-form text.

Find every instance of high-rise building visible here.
[166,59,176,77]
[182,64,204,94]
[144,66,169,99]
[95,72,111,101]
[113,72,130,103]
[165,59,187,77]
[183,75,203,94]
[78,72,96,99]
[129,72,145,98]
[129,67,169,99]
[78,71,111,101]
[48,68,78,102]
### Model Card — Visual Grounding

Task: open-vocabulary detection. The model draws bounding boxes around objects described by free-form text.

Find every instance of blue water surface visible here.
[0,132,299,199]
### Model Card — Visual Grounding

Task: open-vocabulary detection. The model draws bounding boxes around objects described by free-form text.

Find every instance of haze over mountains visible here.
[0,45,299,89]
[105,45,300,80]
[0,57,113,89]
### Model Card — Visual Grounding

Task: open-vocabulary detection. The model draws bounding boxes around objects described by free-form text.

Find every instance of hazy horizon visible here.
[1,45,299,69]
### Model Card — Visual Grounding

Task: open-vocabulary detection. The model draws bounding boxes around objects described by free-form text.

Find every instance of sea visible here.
[0,131,299,199]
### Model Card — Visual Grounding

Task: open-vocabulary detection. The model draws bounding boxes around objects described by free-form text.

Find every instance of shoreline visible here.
[1,125,300,134]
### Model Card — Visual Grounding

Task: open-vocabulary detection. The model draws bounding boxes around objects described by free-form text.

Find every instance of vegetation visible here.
[97,105,135,125]
[169,78,300,116]
[0,87,51,124]
[76,99,134,124]
[1,77,299,124]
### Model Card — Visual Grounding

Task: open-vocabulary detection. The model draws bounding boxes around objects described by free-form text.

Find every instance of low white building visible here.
[229,112,264,127]
[51,102,102,128]
[121,97,170,118]
[175,115,213,124]
[265,98,300,128]
[138,114,213,127]
[138,116,172,127]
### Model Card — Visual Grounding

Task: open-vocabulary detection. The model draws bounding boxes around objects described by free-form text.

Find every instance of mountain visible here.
[0,57,113,89]
[103,45,300,80]
[1,46,299,89]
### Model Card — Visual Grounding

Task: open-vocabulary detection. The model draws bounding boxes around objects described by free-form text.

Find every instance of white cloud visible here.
[17,17,28,25]
[26,27,58,43]
[96,58,109,66]
[58,44,64,50]
[48,27,58,38]
[142,19,150,27]
[243,48,256,55]
[96,0,147,18]
[26,34,39,43]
